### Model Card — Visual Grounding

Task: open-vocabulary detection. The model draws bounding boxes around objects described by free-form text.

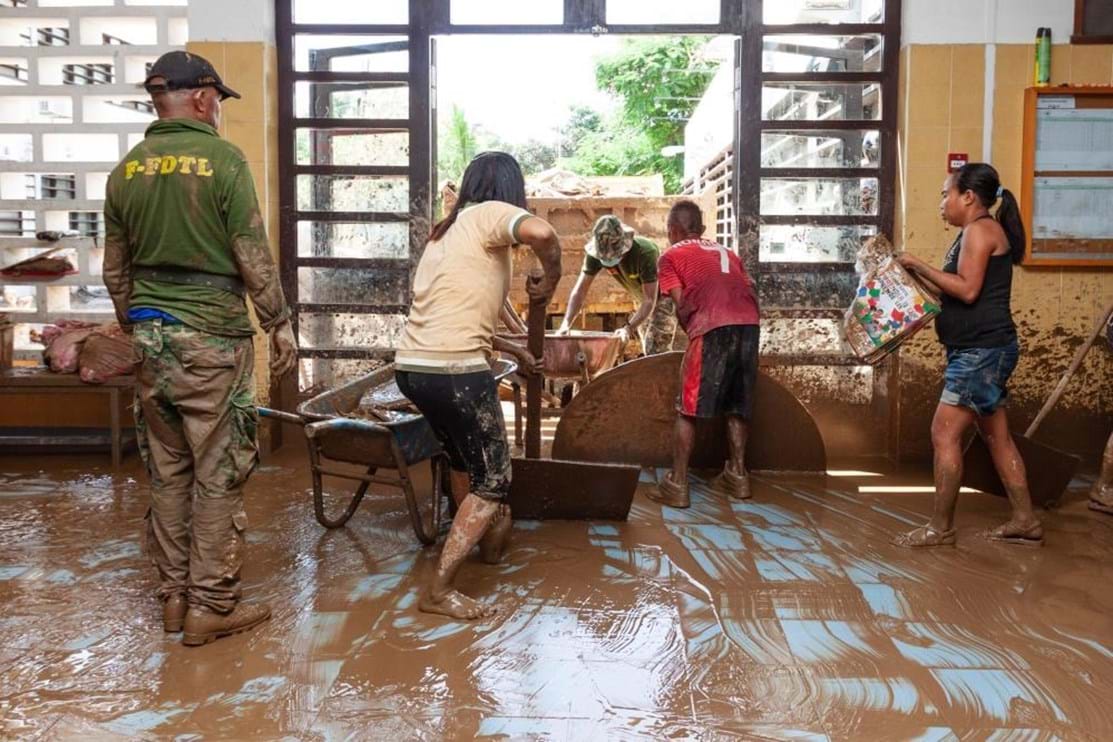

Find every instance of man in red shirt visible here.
[651,200,761,508]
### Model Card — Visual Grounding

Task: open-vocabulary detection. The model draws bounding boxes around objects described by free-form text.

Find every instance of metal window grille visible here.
[68,211,103,237]
[106,99,155,115]
[62,63,114,86]
[20,26,70,47]
[273,0,901,447]
[0,62,28,82]
[0,212,35,236]
[41,175,78,200]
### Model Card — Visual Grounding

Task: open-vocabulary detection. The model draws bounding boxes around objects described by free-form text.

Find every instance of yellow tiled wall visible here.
[182,41,281,450]
[896,43,1113,462]
[186,41,280,409]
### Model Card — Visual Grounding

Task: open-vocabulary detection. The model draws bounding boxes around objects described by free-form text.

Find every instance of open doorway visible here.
[275,0,902,462]
[431,33,734,338]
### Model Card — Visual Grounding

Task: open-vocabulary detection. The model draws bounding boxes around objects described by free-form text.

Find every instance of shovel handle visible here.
[525,269,546,459]
[1024,299,1113,438]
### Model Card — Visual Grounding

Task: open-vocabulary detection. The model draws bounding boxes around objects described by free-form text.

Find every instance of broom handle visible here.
[1025,299,1113,437]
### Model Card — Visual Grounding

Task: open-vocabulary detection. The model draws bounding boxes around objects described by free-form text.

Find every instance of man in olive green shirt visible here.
[102,51,296,646]
[557,215,677,354]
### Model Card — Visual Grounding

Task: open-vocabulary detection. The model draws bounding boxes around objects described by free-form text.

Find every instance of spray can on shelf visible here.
[1034,27,1051,87]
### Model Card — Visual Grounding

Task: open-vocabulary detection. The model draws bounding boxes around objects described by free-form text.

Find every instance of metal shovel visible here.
[963,300,1113,507]
[506,271,641,520]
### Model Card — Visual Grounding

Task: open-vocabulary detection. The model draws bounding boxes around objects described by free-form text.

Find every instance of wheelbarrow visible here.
[501,330,624,448]
[259,359,518,544]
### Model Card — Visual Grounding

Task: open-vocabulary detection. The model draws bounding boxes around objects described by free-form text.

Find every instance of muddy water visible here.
[1,450,1111,739]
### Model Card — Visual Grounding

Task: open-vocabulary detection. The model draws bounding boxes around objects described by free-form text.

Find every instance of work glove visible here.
[269,319,298,379]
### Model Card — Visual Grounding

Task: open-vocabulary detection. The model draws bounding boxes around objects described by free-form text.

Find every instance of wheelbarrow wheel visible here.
[312,463,375,529]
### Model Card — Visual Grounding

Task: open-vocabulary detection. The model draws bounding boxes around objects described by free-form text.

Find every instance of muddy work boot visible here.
[163,593,187,633]
[711,463,752,501]
[182,602,271,646]
[647,471,690,508]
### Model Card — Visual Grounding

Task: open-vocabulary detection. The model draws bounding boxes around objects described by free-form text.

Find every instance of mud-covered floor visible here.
[1,444,1111,740]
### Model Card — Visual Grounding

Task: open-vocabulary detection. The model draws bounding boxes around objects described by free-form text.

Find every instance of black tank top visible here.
[934,216,1017,349]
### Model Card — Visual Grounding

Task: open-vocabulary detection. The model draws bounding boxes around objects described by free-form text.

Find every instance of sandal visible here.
[891,525,957,548]
[983,520,1044,547]
[1089,485,1113,515]
[647,471,690,509]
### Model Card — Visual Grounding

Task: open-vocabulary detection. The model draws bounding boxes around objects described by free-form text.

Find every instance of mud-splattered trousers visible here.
[132,320,258,614]
[641,296,679,355]
[394,368,511,502]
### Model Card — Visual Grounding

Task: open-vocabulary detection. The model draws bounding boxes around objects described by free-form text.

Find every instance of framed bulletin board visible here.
[1021,86,1113,267]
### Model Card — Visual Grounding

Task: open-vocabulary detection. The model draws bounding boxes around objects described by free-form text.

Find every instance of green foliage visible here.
[435,38,718,193]
[437,105,559,182]
[568,37,719,192]
[486,134,559,177]
[437,104,478,184]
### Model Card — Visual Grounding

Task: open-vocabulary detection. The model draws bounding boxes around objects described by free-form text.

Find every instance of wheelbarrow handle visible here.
[305,416,389,440]
[257,407,305,426]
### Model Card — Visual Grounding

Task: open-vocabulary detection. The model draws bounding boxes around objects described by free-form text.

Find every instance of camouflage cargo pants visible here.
[640,296,679,355]
[132,320,258,614]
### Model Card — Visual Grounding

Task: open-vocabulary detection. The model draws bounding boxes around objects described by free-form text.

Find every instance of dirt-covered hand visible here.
[269,320,297,378]
[896,253,922,272]
[516,347,544,376]
[526,272,559,304]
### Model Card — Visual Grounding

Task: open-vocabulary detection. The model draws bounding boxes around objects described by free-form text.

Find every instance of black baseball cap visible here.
[143,51,241,101]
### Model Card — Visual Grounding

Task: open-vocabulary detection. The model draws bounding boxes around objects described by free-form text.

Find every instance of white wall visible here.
[42,133,119,163]
[188,0,273,43]
[0,17,69,46]
[902,0,1075,45]
[79,17,158,46]
[684,63,733,181]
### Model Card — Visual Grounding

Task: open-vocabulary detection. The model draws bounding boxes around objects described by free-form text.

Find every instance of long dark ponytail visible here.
[954,162,1025,264]
[429,151,528,242]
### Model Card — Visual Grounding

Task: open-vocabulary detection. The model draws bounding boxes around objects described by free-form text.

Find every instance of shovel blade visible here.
[963,433,1080,508]
[508,457,640,520]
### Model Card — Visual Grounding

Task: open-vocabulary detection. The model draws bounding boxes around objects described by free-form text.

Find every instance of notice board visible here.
[1021,86,1113,266]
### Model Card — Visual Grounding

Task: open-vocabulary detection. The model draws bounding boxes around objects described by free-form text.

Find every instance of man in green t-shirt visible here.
[102,51,296,646]
[556,215,677,354]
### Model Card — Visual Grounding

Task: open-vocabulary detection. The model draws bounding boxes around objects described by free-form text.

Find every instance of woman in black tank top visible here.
[891,163,1043,548]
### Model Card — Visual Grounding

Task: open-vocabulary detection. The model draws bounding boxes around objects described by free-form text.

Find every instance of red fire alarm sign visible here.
[947,152,968,172]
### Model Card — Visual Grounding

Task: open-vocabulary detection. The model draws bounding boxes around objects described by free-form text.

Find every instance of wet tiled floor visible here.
[0,448,1110,740]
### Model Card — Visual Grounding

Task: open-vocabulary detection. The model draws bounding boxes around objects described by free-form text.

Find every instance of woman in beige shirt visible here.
[396,152,562,620]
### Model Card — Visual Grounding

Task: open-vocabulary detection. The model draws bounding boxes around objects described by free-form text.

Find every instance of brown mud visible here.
[1,448,1111,739]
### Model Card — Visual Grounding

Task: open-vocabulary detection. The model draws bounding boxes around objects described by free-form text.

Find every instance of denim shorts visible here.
[941,341,1019,417]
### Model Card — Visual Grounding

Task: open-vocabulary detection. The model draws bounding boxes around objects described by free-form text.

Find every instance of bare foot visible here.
[479,505,511,564]
[418,589,497,620]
